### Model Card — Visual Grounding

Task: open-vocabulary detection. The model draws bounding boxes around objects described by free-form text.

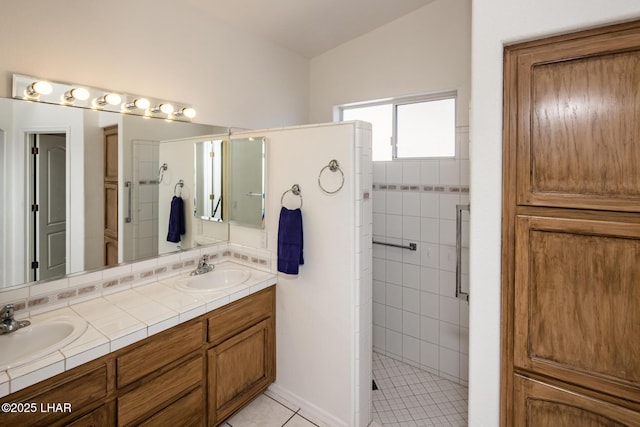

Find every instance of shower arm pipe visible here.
[456,204,470,301]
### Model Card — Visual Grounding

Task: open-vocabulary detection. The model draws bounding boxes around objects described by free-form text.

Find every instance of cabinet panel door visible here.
[514,215,640,402]
[515,28,640,211]
[514,375,640,426]
[208,318,275,424]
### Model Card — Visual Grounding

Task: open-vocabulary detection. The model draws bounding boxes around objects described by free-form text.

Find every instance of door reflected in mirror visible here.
[194,139,225,222]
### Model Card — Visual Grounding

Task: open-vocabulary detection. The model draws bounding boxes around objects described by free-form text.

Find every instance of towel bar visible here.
[372,240,417,251]
[456,204,470,302]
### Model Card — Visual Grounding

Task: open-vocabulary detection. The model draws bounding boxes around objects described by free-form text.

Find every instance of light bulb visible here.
[71,88,89,100]
[125,98,150,110]
[134,98,150,109]
[182,107,196,118]
[152,103,175,114]
[26,81,53,97]
[104,93,121,105]
[160,103,174,114]
[64,87,90,102]
[95,93,122,107]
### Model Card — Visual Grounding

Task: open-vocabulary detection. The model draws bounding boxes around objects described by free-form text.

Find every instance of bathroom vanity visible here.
[0,265,276,427]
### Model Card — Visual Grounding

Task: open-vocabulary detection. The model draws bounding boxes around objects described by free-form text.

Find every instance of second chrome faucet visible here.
[191,255,215,276]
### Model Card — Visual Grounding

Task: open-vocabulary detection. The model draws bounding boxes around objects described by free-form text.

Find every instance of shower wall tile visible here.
[371,126,469,384]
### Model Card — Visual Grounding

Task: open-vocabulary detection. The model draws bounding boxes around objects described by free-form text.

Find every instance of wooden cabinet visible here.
[0,285,275,427]
[0,358,113,427]
[207,287,276,426]
[502,21,640,425]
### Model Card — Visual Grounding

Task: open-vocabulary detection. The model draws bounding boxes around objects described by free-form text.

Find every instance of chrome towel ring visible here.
[318,159,344,194]
[281,184,302,208]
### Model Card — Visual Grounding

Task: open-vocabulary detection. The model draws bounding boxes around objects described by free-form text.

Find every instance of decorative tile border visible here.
[373,183,469,194]
[1,241,273,318]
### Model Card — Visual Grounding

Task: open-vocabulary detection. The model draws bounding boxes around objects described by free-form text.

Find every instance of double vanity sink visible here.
[0,260,272,391]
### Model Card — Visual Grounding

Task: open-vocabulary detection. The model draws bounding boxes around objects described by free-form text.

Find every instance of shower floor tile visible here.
[372,352,468,427]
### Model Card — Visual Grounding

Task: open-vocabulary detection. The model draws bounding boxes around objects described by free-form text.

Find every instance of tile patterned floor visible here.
[223,391,324,427]
[372,352,468,427]
[225,352,468,427]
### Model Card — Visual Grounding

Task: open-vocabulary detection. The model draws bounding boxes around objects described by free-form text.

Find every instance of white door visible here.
[33,133,67,281]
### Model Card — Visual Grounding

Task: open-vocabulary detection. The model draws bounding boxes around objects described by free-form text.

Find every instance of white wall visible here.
[238,122,372,427]
[309,0,471,126]
[470,1,640,425]
[0,0,309,131]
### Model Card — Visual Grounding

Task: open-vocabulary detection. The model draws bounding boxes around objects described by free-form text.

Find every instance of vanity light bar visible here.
[11,74,196,122]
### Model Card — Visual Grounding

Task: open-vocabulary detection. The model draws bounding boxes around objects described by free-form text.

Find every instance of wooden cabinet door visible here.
[513,26,640,212]
[503,20,640,425]
[514,376,640,426]
[104,125,118,266]
[208,318,275,425]
[514,215,640,402]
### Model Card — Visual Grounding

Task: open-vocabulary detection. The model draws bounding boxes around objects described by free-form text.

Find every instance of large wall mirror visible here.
[228,136,266,229]
[0,97,228,290]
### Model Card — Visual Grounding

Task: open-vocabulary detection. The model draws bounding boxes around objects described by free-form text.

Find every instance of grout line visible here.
[264,391,299,413]
[280,411,297,426]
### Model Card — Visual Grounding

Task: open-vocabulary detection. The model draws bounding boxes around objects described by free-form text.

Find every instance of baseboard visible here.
[267,383,349,427]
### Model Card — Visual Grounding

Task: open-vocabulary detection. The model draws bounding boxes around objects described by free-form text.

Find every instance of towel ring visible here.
[281,184,302,208]
[174,179,184,197]
[318,159,344,194]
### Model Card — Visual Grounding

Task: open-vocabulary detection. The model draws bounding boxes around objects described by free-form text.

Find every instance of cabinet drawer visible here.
[208,286,274,345]
[138,387,203,427]
[117,355,202,426]
[0,363,109,427]
[117,320,203,388]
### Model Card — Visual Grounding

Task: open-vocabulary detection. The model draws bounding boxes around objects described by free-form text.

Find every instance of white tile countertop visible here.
[0,261,276,397]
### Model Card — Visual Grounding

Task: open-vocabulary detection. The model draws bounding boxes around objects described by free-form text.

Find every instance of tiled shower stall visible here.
[372,126,469,385]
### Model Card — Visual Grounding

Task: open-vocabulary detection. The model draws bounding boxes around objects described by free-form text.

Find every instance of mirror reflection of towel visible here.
[277,207,304,274]
[167,196,185,243]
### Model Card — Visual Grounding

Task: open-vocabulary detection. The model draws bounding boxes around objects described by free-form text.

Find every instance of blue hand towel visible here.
[277,207,304,274]
[167,196,185,243]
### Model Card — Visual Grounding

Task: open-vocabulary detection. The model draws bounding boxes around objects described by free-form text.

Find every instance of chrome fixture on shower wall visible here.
[12,74,196,122]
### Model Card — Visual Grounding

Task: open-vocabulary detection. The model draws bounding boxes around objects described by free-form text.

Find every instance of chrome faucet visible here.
[0,304,30,335]
[191,255,214,276]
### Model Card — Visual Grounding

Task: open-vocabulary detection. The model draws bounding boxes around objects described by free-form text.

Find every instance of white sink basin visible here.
[0,315,87,371]
[175,264,251,292]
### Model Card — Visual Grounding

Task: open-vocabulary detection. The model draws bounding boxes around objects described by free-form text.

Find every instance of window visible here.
[339,92,456,161]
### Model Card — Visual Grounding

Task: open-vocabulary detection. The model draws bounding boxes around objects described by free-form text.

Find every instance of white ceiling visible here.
[183,0,435,58]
